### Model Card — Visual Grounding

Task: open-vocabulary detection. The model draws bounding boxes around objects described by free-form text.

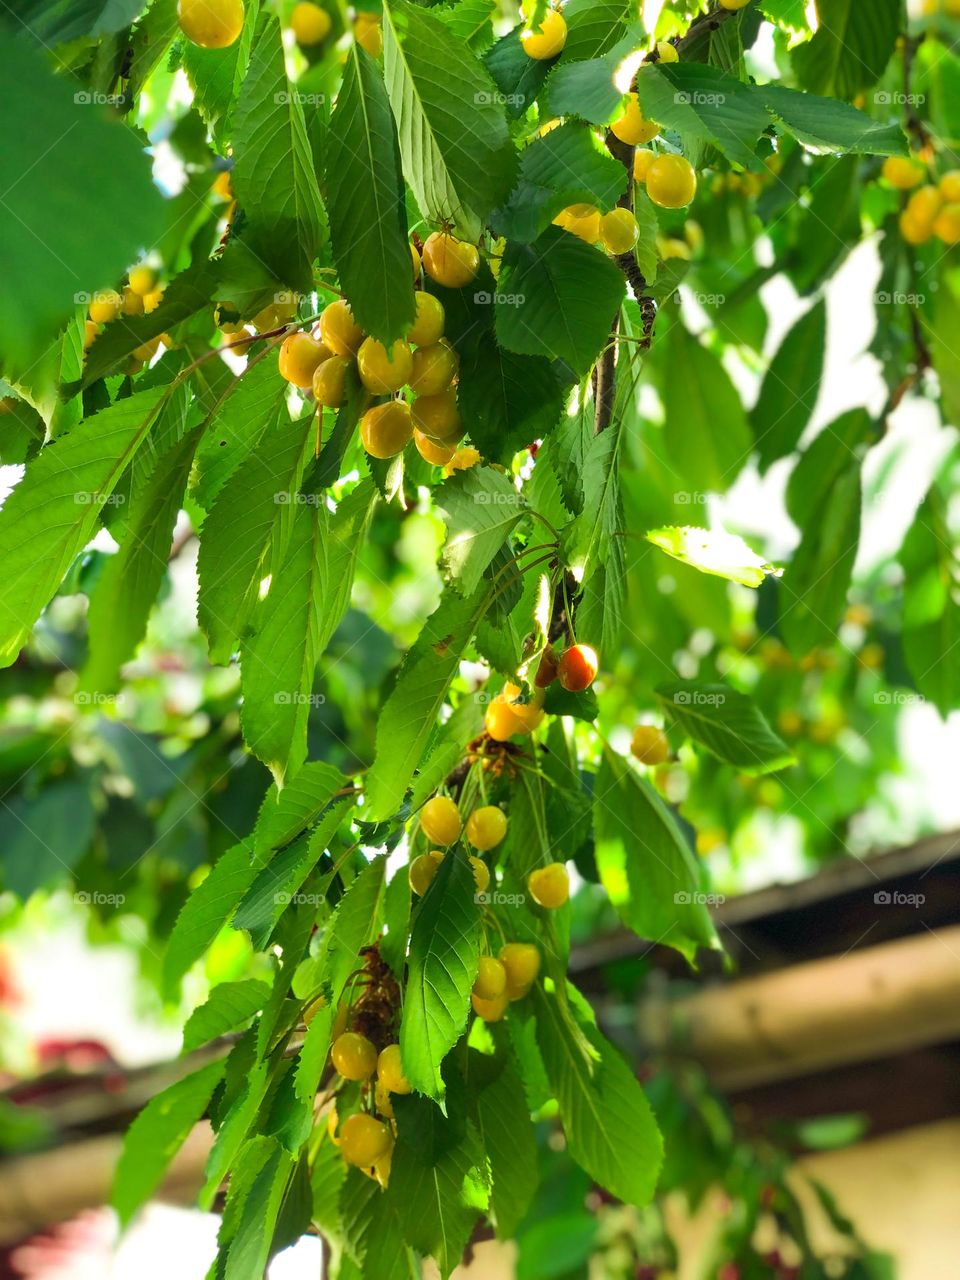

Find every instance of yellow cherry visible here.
[177,0,245,48]
[599,207,639,254]
[471,989,508,1021]
[465,806,508,851]
[631,725,669,765]
[939,170,960,202]
[319,299,364,356]
[411,388,463,442]
[882,156,925,190]
[656,40,678,62]
[443,446,481,475]
[527,862,569,908]
[290,1,331,44]
[331,1031,377,1080]
[420,795,461,846]
[469,855,490,894]
[646,154,697,208]
[359,400,414,458]
[312,355,350,407]
[355,11,382,56]
[409,850,444,895]
[610,94,660,146]
[279,331,329,389]
[409,341,458,395]
[422,232,480,288]
[357,337,413,393]
[934,203,960,243]
[88,290,122,324]
[377,1043,412,1094]
[499,942,540,996]
[473,956,507,1000]
[553,203,600,243]
[339,1113,392,1166]
[520,7,566,59]
[407,291,445,346]
[634,149,655,183]
[414,430,456,466]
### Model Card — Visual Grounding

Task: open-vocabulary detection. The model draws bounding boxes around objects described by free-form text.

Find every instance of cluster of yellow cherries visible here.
[883,156,960,246]
[176,0,381,55]
[274,235,483,467]
[83,264,166,367]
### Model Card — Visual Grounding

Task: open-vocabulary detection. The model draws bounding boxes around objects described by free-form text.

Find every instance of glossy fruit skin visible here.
[420,795,462,845]
[656,40,678,62]
[528,862,570,908]
[472,990,508,1021]
[422,233,480,288]
[940,170,960,202]
[443,446,480,474]
[719,0,751,8]
[331,1031,378,1080]
[611,94,660,145]
[520,8,567,59]
[312,354,350,407]
[409,340,458,395]
[409,850,444,895]
[128,265,157,297]
[355,11,382,56]
[410,243,422,281]
[319,299,364,356]
[291,1,331,44]
[377,1043,412,1094]
[631,724,670,765]
[357,338,413,393]
[600,207,639,254]
[882,156,925,190]
[407,292,445,346]
[484,683,545,740]
[465,805,508,851]
[473,956,507,1000]
[360,400,413,459]
[554,203,600,243]
[339,1113,393,1167]
[934,203,960,243]
[415,429,456,466]
[500,942,540,996]
[279,331,329,388]
[469,856,490,894]
[646,154,697,208]
[558,643,598,692]
[412,389,462,442]
[89,291,122,324]
[177,0,245,48]
[535,647,559,688]
[633,149,655,183]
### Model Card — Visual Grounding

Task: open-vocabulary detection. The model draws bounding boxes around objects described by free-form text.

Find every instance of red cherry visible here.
[558,643,598,692]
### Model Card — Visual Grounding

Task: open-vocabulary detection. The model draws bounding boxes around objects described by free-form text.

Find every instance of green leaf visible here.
[533,982,662,1207]
[183,0,259,144]
[657,681,794,774]
[231,16,324,289]
[163,842,259,998]
[457,336,564,464]
[400,850,482,1098]
[661,326,752,494]
[382,0,516,241]
[0,388,167,667]
[751,299,827,471]
[484,27,552,119]
[387,1118,490,1277]
[252,760,349,855]
[112,1058,225,1227]
[492,122,627,243]
[320,854,388,1005]
[543,33,638,125]
[83,414,203,694]
[594,750,722,965]
[496,228,625,377]
[473,1052,538,1238]
[635,63,770,171]
[342,1169,421,1280]
[0,781,95,899]
[926,267,960,428]
[437,466,526,595]
[560,0,637,60]
[182,980,272,1055]
[0,39,163,367]
[364,584,493,820]
[791,0,899,99]
[779,461,861,656]
[646,525,777,588]
[327,46,416,344]
[198,414,314,665]
[785,409,872,527]
[220,1137,294,1280]
[899,490,960,717]
[760,84,908,156]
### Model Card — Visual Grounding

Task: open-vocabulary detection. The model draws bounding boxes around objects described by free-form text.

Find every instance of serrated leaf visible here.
[496,228,625,377]
[399,851,482,1098]
[657,681,794,774]
[320,854,388,1005]
[364,584,493,821]
[231,16,324,289]
[382,0,515,240]
[533,982,662,1206]
[341,1169,421,1280]
[543,32,639,125]
[791,0,899,99]
[760,84,908,156]
[252,761,349,856]
[182,0,258,143]
[457,335,564,464]
[635,63,769,171]
[473,1052,538,1238]
[484,27,552,119]
[492,122,628,243]
[899,489,960,717]
[786,408,872,528]
[779,461,861,655]
[594,750,722,965]
[646,525,777,588]
[198,414,314,664]
[182,980,272,1055]
[327,46,416,344]
[751,299,826,470]
[220,1137,293,1280]
[437,466,526,595]
[112,1058,225,1227]
[0,388,167,667]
